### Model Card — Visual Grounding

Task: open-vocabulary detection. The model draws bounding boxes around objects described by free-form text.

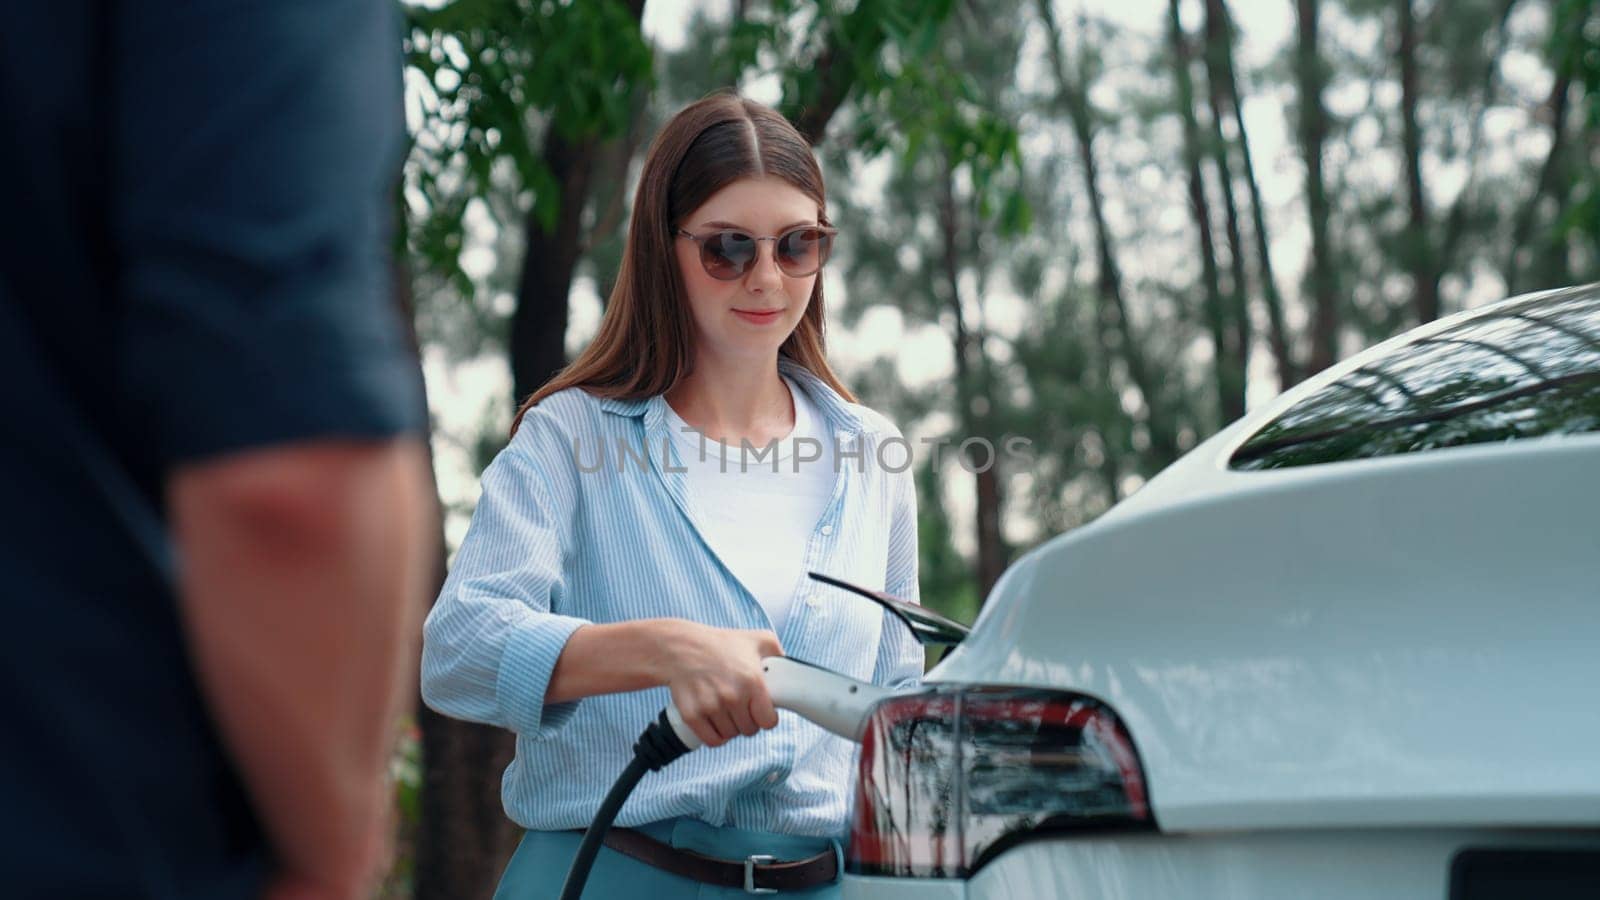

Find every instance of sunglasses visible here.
[675,224,838,281]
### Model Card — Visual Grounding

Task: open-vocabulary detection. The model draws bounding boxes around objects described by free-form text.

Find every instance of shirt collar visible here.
[597,395,649,416]
[597,356,866,437]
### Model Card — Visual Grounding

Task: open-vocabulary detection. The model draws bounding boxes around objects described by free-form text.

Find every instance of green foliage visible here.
[1550,0,1600,250]
[374,717,422,899]
[402,0,653,277]
[805,0,1030,234]
[1003,281,1126,530]
[914,455,979,624]
[401,0,1598,630]
[777,0,953,128]
[391,716,423,831]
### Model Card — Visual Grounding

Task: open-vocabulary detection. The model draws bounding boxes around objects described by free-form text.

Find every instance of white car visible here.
[841,284,1600,899]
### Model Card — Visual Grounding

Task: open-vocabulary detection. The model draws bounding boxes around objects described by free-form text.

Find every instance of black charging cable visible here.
[557,710,694,900]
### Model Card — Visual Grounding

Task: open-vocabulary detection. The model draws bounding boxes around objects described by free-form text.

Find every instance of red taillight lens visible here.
[847,686,1153,878]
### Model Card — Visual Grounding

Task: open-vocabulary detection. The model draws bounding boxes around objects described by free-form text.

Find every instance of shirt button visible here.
[820,524,834,535]
[807,598,821,610]
[766,772,781,785]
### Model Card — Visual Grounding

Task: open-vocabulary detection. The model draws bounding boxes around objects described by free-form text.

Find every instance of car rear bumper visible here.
[841,828,1600,899]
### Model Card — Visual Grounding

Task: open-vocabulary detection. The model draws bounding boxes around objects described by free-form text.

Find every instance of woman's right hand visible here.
[658,620,783,748]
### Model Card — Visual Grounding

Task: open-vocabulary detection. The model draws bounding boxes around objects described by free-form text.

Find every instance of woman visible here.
[421,93,924,899]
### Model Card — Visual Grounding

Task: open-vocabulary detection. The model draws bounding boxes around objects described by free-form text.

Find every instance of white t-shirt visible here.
[663,376,837,630]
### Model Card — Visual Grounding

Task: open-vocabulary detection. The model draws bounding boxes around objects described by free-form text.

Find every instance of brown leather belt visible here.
[600,826,839,894]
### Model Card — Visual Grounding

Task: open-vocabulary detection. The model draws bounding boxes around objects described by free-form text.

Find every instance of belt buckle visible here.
[744,853,778,894]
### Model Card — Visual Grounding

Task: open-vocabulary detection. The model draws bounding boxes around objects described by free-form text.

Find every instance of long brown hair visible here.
[511,92,857,434]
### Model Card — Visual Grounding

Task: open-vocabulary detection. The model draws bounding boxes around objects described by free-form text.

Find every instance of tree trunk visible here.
[384,257,470,900]
[414,710,519,900]
[397,249,520,900]
[1168,0,1240,425]
[783,0,904,145]
[1398,0,1440,323]
[789,47,853,145]
[1201,0,1253,417]
[1507,70,1574,294]
[1208,0,1295,390]
[415,7,647,897]
[588,90,652,311]
[1435,0,1519,294]
[1036,0,1182,467]
[415,129,597,900]
[511,130,600,406]
[1296,0,1340,375]
[938,157,1008,601]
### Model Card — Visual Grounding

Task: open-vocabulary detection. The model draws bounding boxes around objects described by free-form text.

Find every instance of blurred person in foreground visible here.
[0,2,437,898]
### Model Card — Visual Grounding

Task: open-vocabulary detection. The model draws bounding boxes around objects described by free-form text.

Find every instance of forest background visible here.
[381,0,1600,895]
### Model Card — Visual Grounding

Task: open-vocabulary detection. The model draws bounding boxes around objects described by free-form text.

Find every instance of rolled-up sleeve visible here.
[110,0,423,465]
[872,436,925,690]
[421,410,592,738]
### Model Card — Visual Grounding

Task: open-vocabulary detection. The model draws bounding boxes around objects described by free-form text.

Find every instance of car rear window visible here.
[1230,285,1600,470]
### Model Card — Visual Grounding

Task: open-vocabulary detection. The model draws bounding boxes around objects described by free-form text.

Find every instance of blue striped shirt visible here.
[420,356,924,837]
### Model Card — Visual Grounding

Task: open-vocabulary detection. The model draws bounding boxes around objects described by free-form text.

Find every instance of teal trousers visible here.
[492,818,845,900]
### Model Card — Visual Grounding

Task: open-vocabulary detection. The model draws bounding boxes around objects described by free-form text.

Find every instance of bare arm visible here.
[546,619,783,748]
[169,439,436,900]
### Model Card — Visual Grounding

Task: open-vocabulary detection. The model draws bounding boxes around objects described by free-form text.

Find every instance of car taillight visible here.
[847,686,1153,878]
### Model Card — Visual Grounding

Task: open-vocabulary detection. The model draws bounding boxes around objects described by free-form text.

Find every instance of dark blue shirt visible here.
[0,3,425,896]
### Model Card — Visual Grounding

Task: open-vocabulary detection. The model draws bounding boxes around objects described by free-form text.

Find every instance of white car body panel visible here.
[930,435,1600,832]
[925,287,1600,833]
[842,287,1600,896]
[847,829,1600,900]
